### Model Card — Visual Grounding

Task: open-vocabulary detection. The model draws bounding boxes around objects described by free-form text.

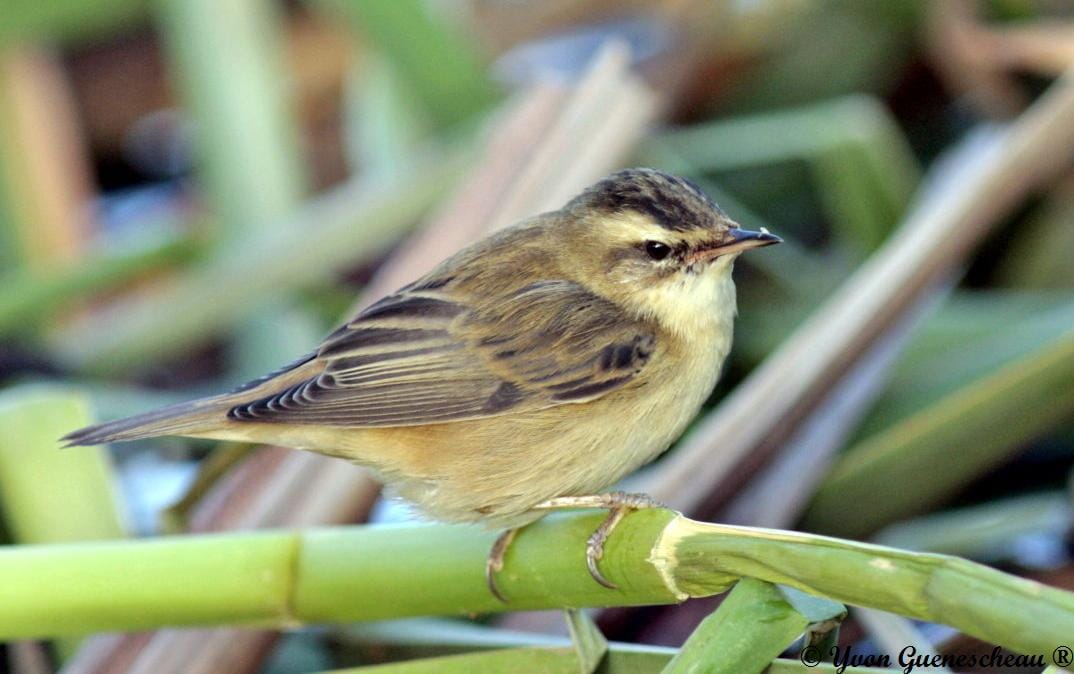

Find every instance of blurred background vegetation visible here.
[1,0,1074,672]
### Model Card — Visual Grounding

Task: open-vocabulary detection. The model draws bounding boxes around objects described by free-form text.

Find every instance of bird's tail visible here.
[62,352,321,447]
[61,395,232,447]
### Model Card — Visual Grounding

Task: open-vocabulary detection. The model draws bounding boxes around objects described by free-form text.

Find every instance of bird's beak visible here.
[687,227,782,264]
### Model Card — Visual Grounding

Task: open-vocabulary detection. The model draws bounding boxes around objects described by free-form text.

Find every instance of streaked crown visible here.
[566,168,729,232]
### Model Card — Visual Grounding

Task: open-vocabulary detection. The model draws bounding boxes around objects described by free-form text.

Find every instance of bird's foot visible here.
[484,492,663,602]
[534,491,663,590]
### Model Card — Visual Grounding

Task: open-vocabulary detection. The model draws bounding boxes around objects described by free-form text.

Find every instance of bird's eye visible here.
[644,241,672,261]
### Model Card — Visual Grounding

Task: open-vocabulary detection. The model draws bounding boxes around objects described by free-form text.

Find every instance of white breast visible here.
[563,261,739,493]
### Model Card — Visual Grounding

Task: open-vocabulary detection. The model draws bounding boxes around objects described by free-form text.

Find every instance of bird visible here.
[64,168,781,601]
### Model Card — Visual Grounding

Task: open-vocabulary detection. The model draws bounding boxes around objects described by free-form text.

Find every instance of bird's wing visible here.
[226,279,656,427]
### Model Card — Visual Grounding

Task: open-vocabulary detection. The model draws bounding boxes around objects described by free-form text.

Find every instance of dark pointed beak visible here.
[687,227,782,264]
[729,227,782,249]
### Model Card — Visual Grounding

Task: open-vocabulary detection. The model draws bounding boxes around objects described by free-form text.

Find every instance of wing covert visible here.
[227,279,655,427]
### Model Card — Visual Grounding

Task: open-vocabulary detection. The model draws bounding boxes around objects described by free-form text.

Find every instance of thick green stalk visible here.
[296,512,680,621]
[0,530,296,637]
[0,510,1071,660]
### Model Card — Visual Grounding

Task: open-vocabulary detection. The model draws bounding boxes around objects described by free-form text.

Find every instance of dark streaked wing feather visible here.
[227,280,655,427]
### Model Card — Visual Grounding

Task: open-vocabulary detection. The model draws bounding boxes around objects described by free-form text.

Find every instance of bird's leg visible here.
[485,527,519,603]
[532,491,663,589]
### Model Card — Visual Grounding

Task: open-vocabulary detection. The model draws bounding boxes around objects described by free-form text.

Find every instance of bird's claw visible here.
[486,528,518,603]
[582,493,662,589]
[484,492,662,600]
[586,529,617,589]
[486,558,509,604]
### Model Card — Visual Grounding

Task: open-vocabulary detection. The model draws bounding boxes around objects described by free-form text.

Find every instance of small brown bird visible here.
[65,168,780,599]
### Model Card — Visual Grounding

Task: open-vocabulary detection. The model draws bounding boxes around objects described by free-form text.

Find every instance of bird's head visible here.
[560,168,781,335]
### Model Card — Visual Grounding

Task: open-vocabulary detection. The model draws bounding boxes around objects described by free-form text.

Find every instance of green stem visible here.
[661,578,815,674]
[0,510,1071,660]
[669,518,1074,656]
